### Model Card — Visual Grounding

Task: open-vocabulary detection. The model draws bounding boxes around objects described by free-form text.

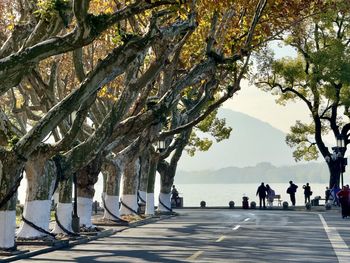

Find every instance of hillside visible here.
[177,108,303,171]
[175,162,329,184]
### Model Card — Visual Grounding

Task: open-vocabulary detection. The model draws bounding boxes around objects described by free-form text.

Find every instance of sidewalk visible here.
[0,213,172,263]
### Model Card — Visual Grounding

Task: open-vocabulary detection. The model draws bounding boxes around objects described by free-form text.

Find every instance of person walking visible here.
[287,181,298,206]
[266,184,276,207]
[336,185,350,218]
[303,183,312,204]
[256,182,267,209]
[331,184,341,206]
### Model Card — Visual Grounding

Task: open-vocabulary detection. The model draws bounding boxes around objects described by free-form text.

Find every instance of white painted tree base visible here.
[120,194,137,215]
[0,210,16,249]
[157,193,171,212]
[17,200,51,239]
[51,203,73,234]
[77,197,94,227]
[138,190,147,205]
[145,193,155,215]
[52,192,59,205]
[101,192,106,209]
[103,195,120,220]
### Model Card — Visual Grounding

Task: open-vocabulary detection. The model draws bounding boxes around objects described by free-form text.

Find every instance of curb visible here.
[0,215,172,262]
[1,241,69,263]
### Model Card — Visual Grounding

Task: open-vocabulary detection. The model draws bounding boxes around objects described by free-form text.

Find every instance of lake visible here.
[171,183,330,207]
[18,174,348,207]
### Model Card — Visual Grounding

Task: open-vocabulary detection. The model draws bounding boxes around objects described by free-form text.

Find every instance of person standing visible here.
[303,183,312,204]
[256,182,267,209]
[331,184,341,206]
[171,185,180,207]
[287,181,298,206]
[325,187,331,203]
[266,184,276,207]
[336,185,350,218]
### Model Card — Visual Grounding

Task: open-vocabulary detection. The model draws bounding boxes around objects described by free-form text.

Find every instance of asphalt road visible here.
[16,209,350,262]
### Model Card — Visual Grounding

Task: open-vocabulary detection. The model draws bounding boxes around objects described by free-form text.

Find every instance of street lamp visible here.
[72,172,80,233]
[156,139,166,152]
[70,110,80,233]
[336,135,347,187]
[337,135,345,148]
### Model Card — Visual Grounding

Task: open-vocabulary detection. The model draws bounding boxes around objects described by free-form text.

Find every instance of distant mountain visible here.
[177,108,304,171]
[175,162,329,184]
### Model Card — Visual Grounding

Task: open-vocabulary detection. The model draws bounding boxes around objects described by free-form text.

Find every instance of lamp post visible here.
[156,139,166,152]
[72,172,80,233]
[69,111,80,233]
[336,135,347,187]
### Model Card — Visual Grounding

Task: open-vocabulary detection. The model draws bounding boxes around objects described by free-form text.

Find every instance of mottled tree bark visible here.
[120,157,140,215]
[0,0,182,95]
[138,156,149,206]
[76,155,102,228]
[145,153,159,215]
[327,159,341,188]
[157,130,191,212]
[51,175,74,235]
[157,161,174,212]
[0,151,24,249]
[101,159,122,220]
[17,148,56,239]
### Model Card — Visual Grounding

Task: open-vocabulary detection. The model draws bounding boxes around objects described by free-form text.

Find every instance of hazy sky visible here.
[223,81,311,134]
[223,42,334,146]
[224,42,307,133]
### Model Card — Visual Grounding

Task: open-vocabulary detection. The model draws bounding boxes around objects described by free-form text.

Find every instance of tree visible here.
[0,0,193,249]
[256,2,350,188]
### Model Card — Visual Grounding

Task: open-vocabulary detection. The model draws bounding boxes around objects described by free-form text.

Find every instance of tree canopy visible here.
[255,1,350,186]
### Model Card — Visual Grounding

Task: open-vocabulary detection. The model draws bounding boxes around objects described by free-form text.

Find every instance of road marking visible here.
[186,251,203,261]
[216,235,225,242]
[244,218,250,222]
[232,225,240,230]
[318,214,350,263]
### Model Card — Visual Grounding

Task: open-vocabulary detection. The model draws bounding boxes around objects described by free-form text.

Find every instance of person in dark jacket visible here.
[171,185,180,207]
[303,183,312,204]
[256,182,267,208]
[336,185,350,218]
[287,181,298,206]
[325,187,331,203]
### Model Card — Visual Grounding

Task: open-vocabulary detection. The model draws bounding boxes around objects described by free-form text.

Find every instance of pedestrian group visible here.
[256,182,275,208]
[255,181,350,219]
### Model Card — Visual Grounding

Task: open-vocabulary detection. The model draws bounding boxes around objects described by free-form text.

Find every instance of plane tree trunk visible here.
[17,147,56,240]
[327,158,341,188]
[0,151,24,250]
[157,130,191,212]
[119,132,151,215]
[101,159,122,221]
[76,155,102,228]
[138,155,149,207]
[157,161,174,212]
[145,152,159,215]
[51,175,74,235]
[120,157,140,216]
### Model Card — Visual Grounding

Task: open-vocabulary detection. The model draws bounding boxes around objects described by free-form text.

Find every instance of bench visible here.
[311,197,326,206]
[171,197,183,208]
[273,194,282,206]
